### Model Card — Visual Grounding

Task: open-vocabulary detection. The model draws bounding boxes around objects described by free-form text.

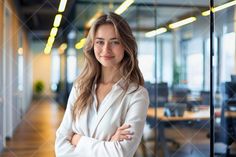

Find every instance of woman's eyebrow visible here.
[95,37,118,40]
[110,38,119,41]
[95,37,104,40]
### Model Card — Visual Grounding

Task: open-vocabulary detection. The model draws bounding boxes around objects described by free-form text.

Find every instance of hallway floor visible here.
[0,98,64,157]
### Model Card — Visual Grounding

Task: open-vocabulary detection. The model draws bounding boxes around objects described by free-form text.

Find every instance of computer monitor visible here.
[224,82,236,99]
[164,103,186,117]
[231,75,236,82]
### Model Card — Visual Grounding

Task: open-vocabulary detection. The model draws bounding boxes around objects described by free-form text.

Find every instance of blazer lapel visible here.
[76,106,89,136]
[91,85,125,137]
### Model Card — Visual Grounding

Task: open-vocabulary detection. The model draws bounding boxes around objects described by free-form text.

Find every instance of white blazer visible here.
[55,79,149,157]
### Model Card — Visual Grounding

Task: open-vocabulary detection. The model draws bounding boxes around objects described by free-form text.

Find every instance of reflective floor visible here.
[0,98,64,157]
[1,98,236,157]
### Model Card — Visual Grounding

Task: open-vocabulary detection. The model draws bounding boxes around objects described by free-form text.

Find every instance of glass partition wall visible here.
[214,1,236,156]
[134,1,212,157]
[68,0,236,156]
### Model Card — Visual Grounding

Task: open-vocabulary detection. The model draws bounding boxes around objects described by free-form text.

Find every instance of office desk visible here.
[147,107,210,121]
[147,106,210,157]
[224,111,236,117]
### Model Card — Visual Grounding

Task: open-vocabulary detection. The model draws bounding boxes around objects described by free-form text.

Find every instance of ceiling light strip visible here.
[169,17,197,29]
[75,38,86,50]
[53,14,62,27]
[202,0,236,16]
[145,27,167,37]
[50,27,58,37]
[115,0,134,15]
[58,0,68,12]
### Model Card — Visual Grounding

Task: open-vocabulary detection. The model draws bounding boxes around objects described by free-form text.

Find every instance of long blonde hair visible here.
[73,12,144,120]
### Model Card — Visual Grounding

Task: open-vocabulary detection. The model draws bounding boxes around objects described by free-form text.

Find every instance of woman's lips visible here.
[102,56,114,60]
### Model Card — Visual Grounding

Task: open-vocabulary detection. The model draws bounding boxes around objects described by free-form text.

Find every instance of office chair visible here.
[157,82,169,107]
[214,82,236,156]
[144,82,169,107]
[215,99,236,156]
[231,74,236,82]
[200,91,210,106]
[144,81,155,108]
[172,86,190,104]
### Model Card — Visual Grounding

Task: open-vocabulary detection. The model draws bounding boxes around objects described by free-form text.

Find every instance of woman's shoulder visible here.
[127,83,148,97]
[117,79,149,98]
[125,83,149,107]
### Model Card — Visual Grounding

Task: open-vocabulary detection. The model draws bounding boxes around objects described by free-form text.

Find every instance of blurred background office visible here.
[0,0,236,156]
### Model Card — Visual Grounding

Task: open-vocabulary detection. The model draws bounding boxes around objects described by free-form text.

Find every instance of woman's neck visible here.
[99,68,121,84]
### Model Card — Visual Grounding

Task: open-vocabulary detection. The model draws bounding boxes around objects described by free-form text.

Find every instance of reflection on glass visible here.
[18,55,23,91]
[51,51,60,91]
[138,54,154,82]
[221,32,235,82]
[187,53,203,90]
[67,55,77,83]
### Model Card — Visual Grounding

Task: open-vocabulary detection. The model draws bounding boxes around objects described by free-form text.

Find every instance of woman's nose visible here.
[103,42,111,52]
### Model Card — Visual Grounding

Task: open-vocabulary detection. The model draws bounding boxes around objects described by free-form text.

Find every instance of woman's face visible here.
[94,24,125,69]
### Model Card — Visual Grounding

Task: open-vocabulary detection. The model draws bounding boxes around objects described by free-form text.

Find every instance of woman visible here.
[55,12,149,157]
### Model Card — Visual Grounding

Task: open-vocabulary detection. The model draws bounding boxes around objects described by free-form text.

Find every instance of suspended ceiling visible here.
[15,0,229,44]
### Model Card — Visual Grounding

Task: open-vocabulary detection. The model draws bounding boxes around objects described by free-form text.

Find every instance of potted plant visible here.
[33,80,45,99]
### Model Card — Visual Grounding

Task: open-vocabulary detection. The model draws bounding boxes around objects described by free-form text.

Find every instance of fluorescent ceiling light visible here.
[115,0,134,15]
[169,17,197,29]
[75,43,84,50]
[53,14,62,27]
[75,38,86,50]
[59,43,67,54]
[44,45,52,54]
[145,27,167,37]
[58,0,67,12]
[18,48,23,55]
[60,43,67,51]
[50,27,58,37]
[46,42,53,48]
[202,0,236,16]
[48,36,55,45]
[202,10,211,16]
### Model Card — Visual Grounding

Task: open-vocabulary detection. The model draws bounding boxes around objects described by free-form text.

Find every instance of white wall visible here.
[32,53,52,96]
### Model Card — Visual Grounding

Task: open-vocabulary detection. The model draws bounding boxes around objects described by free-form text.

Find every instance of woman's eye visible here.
[96,41,104,45]
[111,41,120,45]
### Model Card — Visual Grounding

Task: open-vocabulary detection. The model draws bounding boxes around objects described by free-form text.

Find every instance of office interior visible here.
[0,0,236,156]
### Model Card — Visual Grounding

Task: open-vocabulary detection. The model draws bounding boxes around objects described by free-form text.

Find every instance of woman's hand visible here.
[71,133,82,146]
[110,124,134,142]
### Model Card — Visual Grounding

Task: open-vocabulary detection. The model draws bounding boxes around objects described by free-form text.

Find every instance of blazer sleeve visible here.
[55,86,78,156]
[74,87,150,157]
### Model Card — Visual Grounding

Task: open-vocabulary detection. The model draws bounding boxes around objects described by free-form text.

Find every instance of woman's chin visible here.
[101,63,118,69]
